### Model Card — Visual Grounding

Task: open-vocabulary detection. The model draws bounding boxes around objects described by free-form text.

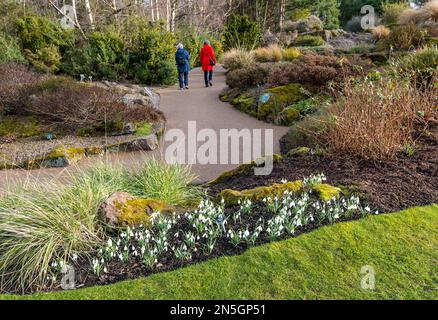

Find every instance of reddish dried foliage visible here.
[268,51,372,87]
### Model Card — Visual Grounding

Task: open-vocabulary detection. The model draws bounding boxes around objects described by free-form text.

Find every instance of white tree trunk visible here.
[155,0,160,21]
[279,0,286,30]
[166,0,171,31]
[151,0,155,21]
[84,0,94,30]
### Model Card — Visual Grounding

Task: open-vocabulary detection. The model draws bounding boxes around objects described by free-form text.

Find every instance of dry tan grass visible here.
[372,25,391,40]
[399,0,438,25]
[424,0,438,22]
[222,49,255,71]
[253,44,283,62]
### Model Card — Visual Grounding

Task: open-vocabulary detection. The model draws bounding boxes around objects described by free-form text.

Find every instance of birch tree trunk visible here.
[279,0,286,31]
[166,0,171,31]
[84,0,95,30]
[170,0,177,32]
[155,0,160,21]
[151,0,155,21]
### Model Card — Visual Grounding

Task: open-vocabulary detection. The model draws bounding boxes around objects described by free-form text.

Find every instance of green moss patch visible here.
[276,106,301,125]
[135,122,152,137]
[287,146,311,157]
[312,183,342,201]
[258,84,305,120]
[220,180,303,206]
[0,116,41,138]
[117,198,172,227]
[23,146,103,169]
[207,154,283,185]
[231,95,257,116]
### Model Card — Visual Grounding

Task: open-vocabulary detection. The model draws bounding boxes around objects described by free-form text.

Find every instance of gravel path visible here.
[0,66,288,191]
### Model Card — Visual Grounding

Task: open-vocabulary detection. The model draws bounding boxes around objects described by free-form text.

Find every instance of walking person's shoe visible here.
[209,81,213,87]
[180,88,184,91]
[185,86,189,90]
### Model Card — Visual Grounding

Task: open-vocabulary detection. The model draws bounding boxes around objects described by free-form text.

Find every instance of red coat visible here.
[200,44,217,71]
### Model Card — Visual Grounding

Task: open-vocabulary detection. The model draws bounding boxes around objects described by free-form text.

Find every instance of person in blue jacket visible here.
[175,43,190,90]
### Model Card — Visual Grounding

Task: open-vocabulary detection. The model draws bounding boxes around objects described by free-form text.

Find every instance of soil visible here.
[208,127,438,214]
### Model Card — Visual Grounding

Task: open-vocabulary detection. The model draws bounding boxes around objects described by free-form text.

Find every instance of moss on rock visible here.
[24,146,87,169]
[258,84,304,120]
[207,154,283,185]
[312,183,341,201]
[231,95,257,116]
[276,106,301,125]
[220,180,303,206]
[0,116,41,138]
[117,198,172,227]
[287,147,311,157]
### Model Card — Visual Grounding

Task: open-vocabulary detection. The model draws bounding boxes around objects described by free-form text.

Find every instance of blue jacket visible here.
[175,48,190,73]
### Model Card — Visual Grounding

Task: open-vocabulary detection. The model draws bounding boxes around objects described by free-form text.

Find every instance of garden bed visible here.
[6,204,437,300]
[209,126,438,214]
[0,120,165,169]
[0,64,166,169]
[10,172,372,294]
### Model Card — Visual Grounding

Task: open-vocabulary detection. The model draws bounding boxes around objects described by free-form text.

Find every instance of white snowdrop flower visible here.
[103,267,108,273]
[150,211,161,221]
[365,206,371,212]
[375,210,379,215]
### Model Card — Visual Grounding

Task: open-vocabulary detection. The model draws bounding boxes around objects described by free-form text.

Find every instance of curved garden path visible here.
[0,66,288,191]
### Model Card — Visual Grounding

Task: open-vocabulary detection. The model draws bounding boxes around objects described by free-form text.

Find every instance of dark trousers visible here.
[204,70,213,86]
[178,71,189,88]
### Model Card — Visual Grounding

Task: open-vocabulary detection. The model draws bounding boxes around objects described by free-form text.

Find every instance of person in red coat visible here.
[200,40,217,87]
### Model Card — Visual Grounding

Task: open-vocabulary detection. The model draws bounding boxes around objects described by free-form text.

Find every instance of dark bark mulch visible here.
[208,129,438,213]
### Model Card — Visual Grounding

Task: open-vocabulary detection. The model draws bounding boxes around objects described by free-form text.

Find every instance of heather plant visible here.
[26,76,164,133]
[0,63,44,116]
[268,51,372,87]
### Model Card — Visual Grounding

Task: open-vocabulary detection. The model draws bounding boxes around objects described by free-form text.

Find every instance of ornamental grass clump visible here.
[222,49,255,71]
[0,159,201,293]
[125,159,204,207]
[0,174,109,293]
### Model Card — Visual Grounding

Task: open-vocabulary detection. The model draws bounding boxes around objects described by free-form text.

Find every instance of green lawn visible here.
[2,205,437,300]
